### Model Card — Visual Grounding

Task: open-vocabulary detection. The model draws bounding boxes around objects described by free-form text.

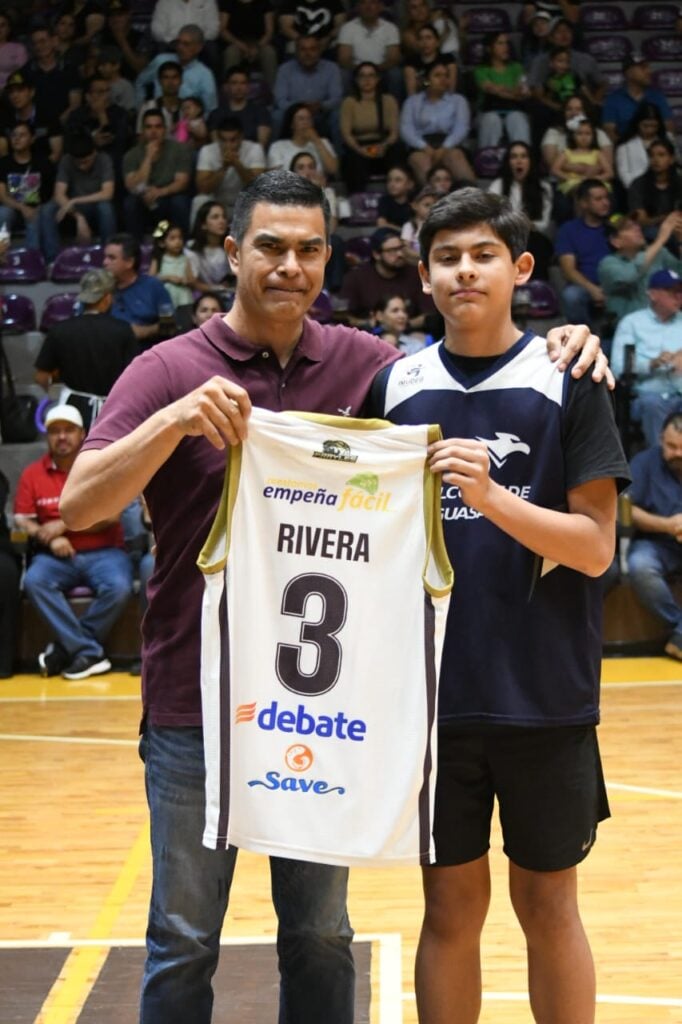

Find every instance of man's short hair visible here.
[370,227,401,254]
[230,170,331,243]
[158,59,182,78]
[215,114,243,135]
[419,187,529,267]
[224,64,250,82]
[66,132,96,159]
[142,107,166,126]
[178,23,204,44]
[662,412,682,434]
[107,233,140,270]
[575,178,608,203]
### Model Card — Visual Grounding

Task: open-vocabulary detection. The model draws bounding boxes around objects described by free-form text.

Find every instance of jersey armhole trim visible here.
[197,447,239,574]
[423,424,455,598]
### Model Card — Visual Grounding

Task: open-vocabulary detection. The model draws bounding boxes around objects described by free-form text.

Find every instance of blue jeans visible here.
[561,283,601,332]
[631,392,682,447]
[139,726,354,1024]
[627,538,682,636]
[23,548,133,658]
[0,201,60,262]
[76,200,117,242]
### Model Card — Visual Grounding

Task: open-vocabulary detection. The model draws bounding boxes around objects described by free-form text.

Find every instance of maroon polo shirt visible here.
[83,314,401,726]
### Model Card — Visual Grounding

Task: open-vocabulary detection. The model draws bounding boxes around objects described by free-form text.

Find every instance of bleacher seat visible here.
[0,247,47,283]
[583,35,632,63]
[0,293,37,332]
[671,106,682,136]
[581,5,629,32]
[602,69,624,93]
[309,290,334,323]
[462,39,486,66]
[346,192,380,226]
[139,242,153,273]
[473,146,505,179]
[462,6,511,33]
[632,4,679,30]
[653,68,682,96]
[50,244,104,283]
[39,293,79,331]
[642,35,682,62]
[527,280,559,319]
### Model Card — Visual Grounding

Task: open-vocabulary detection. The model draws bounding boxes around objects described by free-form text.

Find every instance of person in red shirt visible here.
[14,404,132,679]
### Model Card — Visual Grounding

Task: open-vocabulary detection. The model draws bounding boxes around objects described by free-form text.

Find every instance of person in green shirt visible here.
[598,211,682,324]
[473,32,530,149]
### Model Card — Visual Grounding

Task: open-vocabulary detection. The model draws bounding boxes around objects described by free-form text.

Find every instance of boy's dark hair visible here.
[575,177,608,203]
[419,187,530,266]
[66,132,96,159]
[230,170,331,243]
[215,113,243,134]
[142,107,166,126]
[158,59,182,79]
[107,232,141,270]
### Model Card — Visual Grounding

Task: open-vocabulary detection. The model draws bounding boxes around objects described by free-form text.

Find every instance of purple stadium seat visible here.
[527,280,559,319]
[0,293,37,332]
[39,293,79,332]
[463,6,511,34]
[344,236,372,265]
[632,4,679,30]
[0,246,47,283]
[346,192,380,226]
[653,68,682,96]
[463,38,486,66]
[583,35,632,64]
[602,68,624,93]
[671,107,682,136]
[309,289,334,323]
[50,244,104,283]
[642,35,682,62]
[581,5,628,32]
[139,242,153,273]
[473,146,505,179]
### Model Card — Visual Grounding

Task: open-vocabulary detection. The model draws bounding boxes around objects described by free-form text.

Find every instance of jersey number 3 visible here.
[275,573,348,697]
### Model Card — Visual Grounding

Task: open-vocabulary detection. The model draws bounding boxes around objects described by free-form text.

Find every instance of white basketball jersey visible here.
[198,407,453,867]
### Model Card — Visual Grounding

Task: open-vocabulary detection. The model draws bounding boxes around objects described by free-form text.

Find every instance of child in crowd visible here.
[173,96,209,151]
[371,293,426,353]
[401,185,438,263]
[552,116,612,222]
[186,200,234,297]
[427,164,456,195]
[149,220,195,309]
[376,164,416,229]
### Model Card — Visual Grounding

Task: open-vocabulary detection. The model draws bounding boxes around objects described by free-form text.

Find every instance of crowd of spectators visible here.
[2,0,682,676]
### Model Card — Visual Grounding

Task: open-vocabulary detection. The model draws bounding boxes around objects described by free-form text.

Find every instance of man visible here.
[97,0,151,80]
[210,64,271,148]
[136,60,183,134]
[122,108,192,236]
[598,212,682,322]
[527,18,605,109]
[14,404,132,680]
[272,35,343,143]
[0,68,62,163]
[602,55,673,144]
[104,232,174,346]
[627,412,682,661]
[278,0,346,55]
[53,132,117,244]
[610,269,682,445]
[336,0,402,99]
[193,114,264,222]
[151,0,220,48]
[22,23,82,126]
[340,225,438,330]
[64,73,131,188]
[134,24,217,114]
[60,170,606,1024]
[555,177,611,329]
[34,268,139,428]
[95,45,136,112]
[0,121,59,262]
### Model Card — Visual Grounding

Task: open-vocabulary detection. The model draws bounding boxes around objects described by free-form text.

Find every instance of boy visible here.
[370,187,629,1024]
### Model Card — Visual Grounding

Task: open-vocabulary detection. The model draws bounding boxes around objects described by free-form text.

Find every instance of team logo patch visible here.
[235,702,256,723]
[284,744,314,772]
[312,439,358,463]
[346,472,379,495]
[476,432,531,469]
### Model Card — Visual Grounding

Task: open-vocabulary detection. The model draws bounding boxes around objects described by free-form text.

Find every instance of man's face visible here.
[583,187,611,220]
[176,33,201,63]
[226,72,249,101]
[612,219,644,252]
[549,22,573,48]
[661,423,682,473]
[75,151,97,173]
[47,421,84,460]
[648,286,682,321]
[103,244,133,281]
[551,51,570,76]
[87,80,111,108]
[7,84,32,111]
[143,116,166,144]
[630,62,652,87]
[9,124,33,153]
[225,202,330,325]
[650,144,673,174]
[31,30,55,61]
[374,235,405,273]
[159,66,182,96]
[296,36,321,68]
[219,129,242,152]
[358,0,381,23]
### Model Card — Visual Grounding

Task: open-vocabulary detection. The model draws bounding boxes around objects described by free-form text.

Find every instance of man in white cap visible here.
[34,268,139,430]
[14,404,132,678]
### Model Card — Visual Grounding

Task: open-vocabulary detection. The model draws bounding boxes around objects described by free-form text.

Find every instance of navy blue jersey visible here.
[372,333,630,728]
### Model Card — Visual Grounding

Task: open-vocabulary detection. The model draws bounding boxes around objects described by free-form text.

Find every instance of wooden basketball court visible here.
[0,657,680,1023]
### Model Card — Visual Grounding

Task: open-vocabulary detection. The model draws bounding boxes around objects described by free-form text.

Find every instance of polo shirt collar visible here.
[199,313,324,364]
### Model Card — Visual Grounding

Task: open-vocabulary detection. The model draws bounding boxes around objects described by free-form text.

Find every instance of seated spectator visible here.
[399,61,474,185]
[426,162,454,194]
[400,184,437,264]
[602,56,673,146]
[527,17,605,114]
[193,290,223,324]
[599,213,682,322]
[23,23,82,127]
[520,9,552,68]
[529,45,597,148]
[611,270,682,444]
[104,232,174,346]
[340,225,437,329]
[289,149,345,291]
[152,0,220,50]
[541,93,612,178]
[616,103,675,193]
[272,35,342,145]
[267,102,337,178]
[135,25,217,115]
[149,218,196,309]
[0,69,62,164]
[278,0,346,56]
[552,116,612,223]
[96,46,136,112]
[53,131,116,244]
[473,32,530,149]
[488,141,554,280]
[194,114,265,223]
[173,96,209,150]
[65,74,130,188]
[0,469,21,678]
[13,403,133,680]
[401,0,459,62]
[219,0,277,88]
[371,293,426,353]
[136,59,184,135]
[339,62,403,193]
[122,108,192,236]
[404,23,456,97]
[60,0,106,48]
[185,199,232,296]
[376,163,415,229]
[627,411,682,661]
[53,11,87,73]
[0,11,27,89]
[628,139,682,235]
[555,177,611,328]
[97,0,151,81]
[34,268,139,428]
[0,121,59,262]
[337,0,402,101]
[212,64,271,149]
[521,1,580,28]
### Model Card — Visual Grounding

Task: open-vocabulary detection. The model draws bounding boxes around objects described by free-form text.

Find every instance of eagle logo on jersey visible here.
[313,439,359,463]
[476,432,530,469]
[285,744,314,772]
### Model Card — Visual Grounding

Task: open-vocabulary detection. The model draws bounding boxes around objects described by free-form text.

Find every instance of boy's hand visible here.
[546,324,615,389]
[428,438,494,512]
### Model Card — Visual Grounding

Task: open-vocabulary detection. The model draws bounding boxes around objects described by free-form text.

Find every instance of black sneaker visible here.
[38,642,68,678]
[62,654,112,680]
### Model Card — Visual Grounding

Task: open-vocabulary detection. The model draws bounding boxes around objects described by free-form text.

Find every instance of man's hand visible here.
[36,519,67,545]
[427,437,493,512]
[546,323,615,389]
[144,186,162,205]
[667,512,682,541]
[49,536,76,558]
[145,139,162,161]
[167,376,252,449]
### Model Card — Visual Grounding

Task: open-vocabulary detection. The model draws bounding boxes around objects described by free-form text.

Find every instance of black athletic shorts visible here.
[432,723,610,872]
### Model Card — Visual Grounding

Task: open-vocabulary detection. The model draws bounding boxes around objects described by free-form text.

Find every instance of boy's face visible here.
[419,223,532,329]
[551,52,570,75]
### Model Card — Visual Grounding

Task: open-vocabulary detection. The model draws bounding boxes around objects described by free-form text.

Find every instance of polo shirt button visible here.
[262,351,269,359]
[281,382,286,388]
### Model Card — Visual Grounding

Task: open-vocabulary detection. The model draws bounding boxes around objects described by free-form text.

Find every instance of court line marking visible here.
[607,781,682,799]
[0,695,139,703]
[402,992,682,1008]
[0,732,138,747]
[602,680,682,689]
